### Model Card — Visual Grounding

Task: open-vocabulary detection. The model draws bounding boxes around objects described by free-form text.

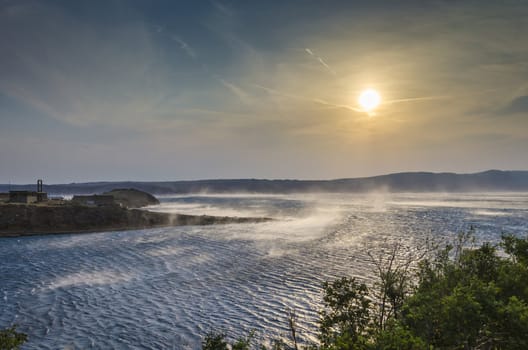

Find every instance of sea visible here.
[1,192,527,349]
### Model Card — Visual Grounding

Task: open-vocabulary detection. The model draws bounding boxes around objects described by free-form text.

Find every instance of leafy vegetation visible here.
[0,325,27,350]
[400,233,528,349]
[203,232,528,349]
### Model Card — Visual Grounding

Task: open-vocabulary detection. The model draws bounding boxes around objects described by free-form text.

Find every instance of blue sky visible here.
[1,0,528,183]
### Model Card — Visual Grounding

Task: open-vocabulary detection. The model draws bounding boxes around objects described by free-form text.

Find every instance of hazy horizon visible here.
[2,1,528,183]
[2,168,528,186]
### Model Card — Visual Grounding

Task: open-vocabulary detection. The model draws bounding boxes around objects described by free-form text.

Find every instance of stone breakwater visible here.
[0,204,271,237]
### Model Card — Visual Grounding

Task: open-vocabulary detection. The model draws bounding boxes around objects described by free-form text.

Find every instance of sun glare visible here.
[358,89,381,112]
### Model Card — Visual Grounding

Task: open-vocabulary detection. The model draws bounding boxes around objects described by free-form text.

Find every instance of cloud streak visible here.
[304,47,336,75]
[385,95,452,104]
[171,36,197,58]
[219,78,250,103]
[253,84,362,112]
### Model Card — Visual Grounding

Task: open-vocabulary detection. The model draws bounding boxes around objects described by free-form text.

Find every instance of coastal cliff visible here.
[0,204,270,237]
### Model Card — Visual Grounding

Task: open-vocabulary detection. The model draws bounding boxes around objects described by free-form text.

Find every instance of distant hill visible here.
[2,170,528,195]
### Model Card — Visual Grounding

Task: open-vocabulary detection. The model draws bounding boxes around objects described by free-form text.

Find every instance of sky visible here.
[1,0,528,184]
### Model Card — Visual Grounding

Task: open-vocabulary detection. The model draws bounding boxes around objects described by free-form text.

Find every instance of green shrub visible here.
[0,325,27,350]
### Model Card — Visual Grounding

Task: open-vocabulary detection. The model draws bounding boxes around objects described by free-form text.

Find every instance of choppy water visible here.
[1,193,527,349]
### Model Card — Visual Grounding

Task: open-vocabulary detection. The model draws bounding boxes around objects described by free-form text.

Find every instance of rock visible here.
[102,188,160,208]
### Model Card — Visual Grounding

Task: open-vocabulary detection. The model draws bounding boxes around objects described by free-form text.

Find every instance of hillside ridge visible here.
[2,170,528,194]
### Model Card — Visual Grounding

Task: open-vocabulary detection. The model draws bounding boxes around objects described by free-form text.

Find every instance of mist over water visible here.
[1,193,527,349]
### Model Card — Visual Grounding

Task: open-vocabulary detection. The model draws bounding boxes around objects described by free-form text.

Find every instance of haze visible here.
[1,0,528,184]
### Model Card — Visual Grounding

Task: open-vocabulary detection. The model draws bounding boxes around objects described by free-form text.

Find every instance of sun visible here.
[358,89,381,112]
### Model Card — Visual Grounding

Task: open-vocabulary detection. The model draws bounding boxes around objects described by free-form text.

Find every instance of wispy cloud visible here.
[253,84,362,112]
[211,1,234,17]
[384,88,499,106]
[385,95,452,104]
[304,47,336,75]
[253,84,305,100]
[219,78,250,103]
[171,36,196,58]
[312,98,363,112]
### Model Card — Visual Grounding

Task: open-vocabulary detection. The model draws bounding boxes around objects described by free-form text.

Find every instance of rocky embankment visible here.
[0,204,270,237]
[103,188,160,208]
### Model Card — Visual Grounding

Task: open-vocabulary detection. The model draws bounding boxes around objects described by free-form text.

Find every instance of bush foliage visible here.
[0,325,27,350]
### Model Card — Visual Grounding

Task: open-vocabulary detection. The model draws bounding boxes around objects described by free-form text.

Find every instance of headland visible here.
[0,187,270,237]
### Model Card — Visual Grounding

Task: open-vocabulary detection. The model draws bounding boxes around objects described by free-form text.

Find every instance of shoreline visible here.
[0,203,271,238]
